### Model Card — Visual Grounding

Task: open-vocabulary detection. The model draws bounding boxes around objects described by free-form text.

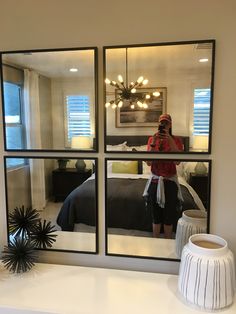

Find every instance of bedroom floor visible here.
[40,201,96,233]
[39,201,62,230]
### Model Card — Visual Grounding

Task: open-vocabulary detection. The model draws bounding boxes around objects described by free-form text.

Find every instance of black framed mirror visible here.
[105,158,211,260]
[4,156,98,253]
[0,47,98,152]
[104,40,215,154]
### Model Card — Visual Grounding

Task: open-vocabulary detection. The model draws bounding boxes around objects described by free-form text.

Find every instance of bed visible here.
[57,134,206,233]
[56,160,206,232]
[106,135,190,152]
[56,177,97,231]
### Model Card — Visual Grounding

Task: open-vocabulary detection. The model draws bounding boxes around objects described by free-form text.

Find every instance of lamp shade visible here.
[71,136,91,149]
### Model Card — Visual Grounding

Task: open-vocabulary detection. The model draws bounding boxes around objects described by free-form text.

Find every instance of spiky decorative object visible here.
[2,238,38,273]
[8,205,40,238]
[31,220,58,249]
[2,205,58,274]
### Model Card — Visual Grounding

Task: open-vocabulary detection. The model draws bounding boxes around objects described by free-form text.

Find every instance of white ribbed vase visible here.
[175,209,207,258]
[178,234,236,311]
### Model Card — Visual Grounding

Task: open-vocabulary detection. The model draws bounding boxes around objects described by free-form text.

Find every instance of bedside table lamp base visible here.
[75,159,86,172]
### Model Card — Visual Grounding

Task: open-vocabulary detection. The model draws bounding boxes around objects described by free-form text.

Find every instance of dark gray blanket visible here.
[57,177,198,231]
[57,179,96,231]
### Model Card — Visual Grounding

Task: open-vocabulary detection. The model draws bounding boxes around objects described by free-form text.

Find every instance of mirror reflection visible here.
[105,40,215,153]
[5,157,97,253]
[105,158,210,259]
[1,48,97,151]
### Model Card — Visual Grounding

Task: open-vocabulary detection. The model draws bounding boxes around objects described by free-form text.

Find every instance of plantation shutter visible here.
[66,95,91,145]
[193,88,211,135]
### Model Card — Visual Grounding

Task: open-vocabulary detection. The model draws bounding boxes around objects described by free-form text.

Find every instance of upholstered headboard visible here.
[106,135,189,152]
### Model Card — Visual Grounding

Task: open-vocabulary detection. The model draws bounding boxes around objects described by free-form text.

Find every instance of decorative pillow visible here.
[106,141,128,151]
[127,145,147,152]
[112,161,139,174]
[142,161,151,175]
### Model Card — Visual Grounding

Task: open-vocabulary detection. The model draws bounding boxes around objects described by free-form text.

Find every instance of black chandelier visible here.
[105,48,161,109]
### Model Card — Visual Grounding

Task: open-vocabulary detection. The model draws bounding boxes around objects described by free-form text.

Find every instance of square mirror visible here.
[4,157,98,253]
[105,158,211,260]
[104,40,215,154]
[1,47,98,151]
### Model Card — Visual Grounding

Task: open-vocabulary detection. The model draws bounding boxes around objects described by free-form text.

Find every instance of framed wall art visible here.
[116,87,167,127]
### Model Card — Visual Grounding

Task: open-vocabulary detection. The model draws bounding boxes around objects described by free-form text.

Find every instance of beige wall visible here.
[6,166,31,212]
[0,0,236,274]
[39,75,53,150]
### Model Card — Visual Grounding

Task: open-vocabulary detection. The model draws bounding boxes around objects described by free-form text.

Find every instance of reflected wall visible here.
[4,157,98,253]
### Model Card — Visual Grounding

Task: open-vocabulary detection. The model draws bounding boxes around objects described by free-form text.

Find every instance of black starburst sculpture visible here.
[30,220,58,249]
[2,237,38,273]
[8,206,40,238]
[2,205,58,274]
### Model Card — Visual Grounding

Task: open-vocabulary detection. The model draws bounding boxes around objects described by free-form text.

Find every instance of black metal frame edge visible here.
[103,39,216,155]
[3,156,99,255]
[0,46,99,153]
[104,157,212,262]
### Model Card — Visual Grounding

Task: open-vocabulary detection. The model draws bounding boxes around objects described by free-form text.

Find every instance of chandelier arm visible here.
[125,48,128,88]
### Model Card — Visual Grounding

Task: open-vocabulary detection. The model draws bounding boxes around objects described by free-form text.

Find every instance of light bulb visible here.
[118,101,123,108]
[70,68,78,72]
[130,82,134,86]
[143,103,148,108]
[199,58,209,63]
[105,102,111,108]
[118,75,124,83]
[112,103,117,109]
[137,101,143,107]
[153,91,160,97]
[143,79,148,85]
[111,80,117,86]
[131,88,136,93]
[105,78,111,84]
[130,104,135,109]
[137,76,144,83]
[145,94,151,99]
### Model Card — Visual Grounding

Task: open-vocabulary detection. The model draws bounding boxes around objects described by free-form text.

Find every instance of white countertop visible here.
[0,262,235,314]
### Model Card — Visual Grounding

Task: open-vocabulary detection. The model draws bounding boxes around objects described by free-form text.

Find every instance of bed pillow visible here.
[112,161,139,174]
[106,141,128,151]
[127,145,147,152]
[142,161,151,175]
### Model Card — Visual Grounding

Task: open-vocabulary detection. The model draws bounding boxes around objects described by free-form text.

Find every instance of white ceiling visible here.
[2,43,213,79]
[3,49,95,78]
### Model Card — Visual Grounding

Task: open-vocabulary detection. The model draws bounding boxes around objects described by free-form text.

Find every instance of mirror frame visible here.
[103,39,215,154]
[4,156,99,254]
[0,46,98,152]
[105,157,211,261]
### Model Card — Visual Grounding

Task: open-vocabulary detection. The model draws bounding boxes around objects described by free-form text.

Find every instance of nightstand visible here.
[52,168,92,202]
[189,173,209,208]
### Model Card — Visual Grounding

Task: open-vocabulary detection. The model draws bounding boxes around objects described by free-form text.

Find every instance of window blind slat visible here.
[66,95,91,143]
[193,88,210,136]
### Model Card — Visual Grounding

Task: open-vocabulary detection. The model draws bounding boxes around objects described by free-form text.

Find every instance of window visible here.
[4,81,26,167]
[193,88,211,135]
[65,95,91,146]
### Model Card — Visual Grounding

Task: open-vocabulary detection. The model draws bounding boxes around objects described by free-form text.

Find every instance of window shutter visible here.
[193,89,210,135]
[66,95,91,145]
